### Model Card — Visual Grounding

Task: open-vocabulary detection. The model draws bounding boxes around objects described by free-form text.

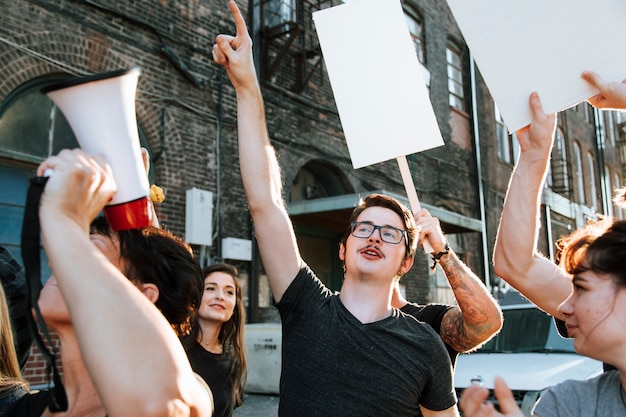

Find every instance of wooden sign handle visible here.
[396,156,433,254]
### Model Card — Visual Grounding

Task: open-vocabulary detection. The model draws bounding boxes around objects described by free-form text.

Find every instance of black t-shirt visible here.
[400,303,457,367]
[186,342,236,417]
[0,386,28,416]
[4,390,49,417]
[274,264,457,417]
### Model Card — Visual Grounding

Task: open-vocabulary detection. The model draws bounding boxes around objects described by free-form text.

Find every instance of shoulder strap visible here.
[20,176,68,412]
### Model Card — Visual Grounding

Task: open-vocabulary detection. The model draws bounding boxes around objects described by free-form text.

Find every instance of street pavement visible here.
[233,393,280,417]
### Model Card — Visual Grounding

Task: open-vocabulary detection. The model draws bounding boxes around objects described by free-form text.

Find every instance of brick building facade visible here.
[1,0,624,385]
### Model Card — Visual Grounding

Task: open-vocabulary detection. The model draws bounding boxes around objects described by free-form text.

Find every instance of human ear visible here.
[138,282,160,304]
[400,256,414,275]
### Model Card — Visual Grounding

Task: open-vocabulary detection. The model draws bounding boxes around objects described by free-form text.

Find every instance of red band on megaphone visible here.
[104,196,153,231]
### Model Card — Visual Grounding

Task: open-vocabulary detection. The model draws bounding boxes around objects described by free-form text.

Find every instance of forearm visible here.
[236,84,284,210]
[493,153,570,316]
[438,251,502,352]
[494,153,547,277]
[41,214,209,416]
[234,76,301,299]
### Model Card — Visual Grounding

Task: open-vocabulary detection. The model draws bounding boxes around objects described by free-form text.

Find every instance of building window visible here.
[615,111,626,145]
[546,165,553,189]
[576,102,592,123]
[573,142,585,204]
[404,7,430,87]
[404,8,424,64]
[615,111,626,125]
[550,127,570,196]
[587,152,598,211]
[446,42,465,111]
[496,104,518,164]
[0,75,78,163]
[605,111,616,147]
[263,0,295,28]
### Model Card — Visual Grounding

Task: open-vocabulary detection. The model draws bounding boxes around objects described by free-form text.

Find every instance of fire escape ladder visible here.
[263,21,302,81]
[260,0,341,93]
[550,158,571,198]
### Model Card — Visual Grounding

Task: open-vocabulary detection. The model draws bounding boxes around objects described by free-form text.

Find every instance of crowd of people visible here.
[0,1,625,416]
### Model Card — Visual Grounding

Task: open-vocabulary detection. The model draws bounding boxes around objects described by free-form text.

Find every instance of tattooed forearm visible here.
[438,251,503,352]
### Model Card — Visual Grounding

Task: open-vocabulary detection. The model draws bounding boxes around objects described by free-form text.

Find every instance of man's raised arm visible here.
[212,0,301,302]
[420,210,502,352]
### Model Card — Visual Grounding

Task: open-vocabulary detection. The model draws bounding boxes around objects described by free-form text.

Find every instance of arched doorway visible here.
[289,160,354,291]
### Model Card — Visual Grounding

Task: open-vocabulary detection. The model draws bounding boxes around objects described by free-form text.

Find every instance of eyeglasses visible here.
[349,222,407,245]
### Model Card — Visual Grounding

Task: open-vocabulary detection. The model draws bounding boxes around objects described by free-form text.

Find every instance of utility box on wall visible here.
[222,237,252,261]
[244,323,281,394]
[185,188,213,246]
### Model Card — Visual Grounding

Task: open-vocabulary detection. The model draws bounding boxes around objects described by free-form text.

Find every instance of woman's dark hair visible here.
[184,263,247,408]
[556,217,626,288]
[340,194,417,260]
[90,217,203,337]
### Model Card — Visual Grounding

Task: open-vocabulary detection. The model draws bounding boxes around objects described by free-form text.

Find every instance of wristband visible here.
[430,242,450,270]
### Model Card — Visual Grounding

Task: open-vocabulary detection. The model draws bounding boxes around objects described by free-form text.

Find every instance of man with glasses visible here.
[212,2,499,416]
[346,199,502,370]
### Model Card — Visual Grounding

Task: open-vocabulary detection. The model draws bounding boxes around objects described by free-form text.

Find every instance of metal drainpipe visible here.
[215,70,223,250]
[247,0,260,323]
[469,52,491,291]
[593,107,610,215]
[545,205,554,260]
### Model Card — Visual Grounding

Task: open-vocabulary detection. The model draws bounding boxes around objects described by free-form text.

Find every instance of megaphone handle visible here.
[396,156,434,254]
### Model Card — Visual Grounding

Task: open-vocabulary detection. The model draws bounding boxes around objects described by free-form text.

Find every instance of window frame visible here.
[446,41,465,111]
[403,6,425,65]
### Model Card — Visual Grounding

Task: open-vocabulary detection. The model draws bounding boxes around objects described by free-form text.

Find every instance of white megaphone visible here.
[42,67,153,231]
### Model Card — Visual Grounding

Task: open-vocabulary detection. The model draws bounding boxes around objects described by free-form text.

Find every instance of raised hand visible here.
[212,0,258,92]
[414,209,447,254]
[515,92,557,160]
[582,71,626,110]
[460,378,526,417]
[37,149,116,230]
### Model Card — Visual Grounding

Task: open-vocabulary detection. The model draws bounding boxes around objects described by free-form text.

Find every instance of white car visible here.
[454,302,603,416]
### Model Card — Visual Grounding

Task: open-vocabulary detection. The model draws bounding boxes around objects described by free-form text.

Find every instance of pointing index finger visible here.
[229,0,248,37]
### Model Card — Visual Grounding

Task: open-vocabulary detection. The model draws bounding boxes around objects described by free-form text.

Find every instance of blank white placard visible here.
[313,0,444,169]
[447,0,626,132]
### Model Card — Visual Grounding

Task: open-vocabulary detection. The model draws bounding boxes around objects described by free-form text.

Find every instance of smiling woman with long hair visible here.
[184,263,247,417]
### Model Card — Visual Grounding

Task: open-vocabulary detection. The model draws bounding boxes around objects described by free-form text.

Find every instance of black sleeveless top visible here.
[5,390,50,417]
